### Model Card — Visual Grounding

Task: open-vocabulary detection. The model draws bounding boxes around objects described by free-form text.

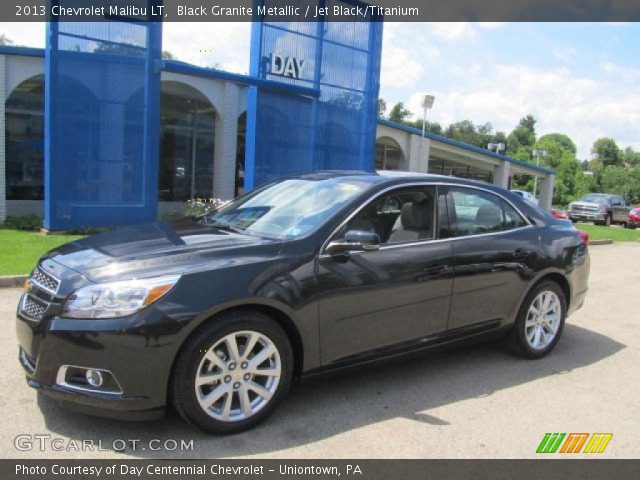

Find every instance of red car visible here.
[628,207,640,229]
[551,209,568,220]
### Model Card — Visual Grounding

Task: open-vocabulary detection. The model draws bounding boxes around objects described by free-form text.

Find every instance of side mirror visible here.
[325,230,381,255]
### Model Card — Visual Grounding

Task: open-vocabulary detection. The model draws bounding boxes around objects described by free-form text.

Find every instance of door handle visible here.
[423,265,447,275]
[513,249,532,260]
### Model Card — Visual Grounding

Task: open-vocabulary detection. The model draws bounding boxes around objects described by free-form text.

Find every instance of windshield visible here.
[204,178,371,239]
[581,194,610,204]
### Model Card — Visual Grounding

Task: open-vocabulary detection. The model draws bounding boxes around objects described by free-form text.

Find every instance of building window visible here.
[375,137,404,170]
[159,82,216,202]
[428,158,493,183]
[5,75,45,200]
[235,112,246,197]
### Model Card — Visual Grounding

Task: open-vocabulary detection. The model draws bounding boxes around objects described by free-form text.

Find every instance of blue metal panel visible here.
[245,0,383,189]
[44,8,162,230]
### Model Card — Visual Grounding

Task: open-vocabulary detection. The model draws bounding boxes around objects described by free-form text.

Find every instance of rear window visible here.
[449,187,527,236]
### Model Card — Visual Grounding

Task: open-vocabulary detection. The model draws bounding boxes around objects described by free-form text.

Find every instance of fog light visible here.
[86,369,104,387]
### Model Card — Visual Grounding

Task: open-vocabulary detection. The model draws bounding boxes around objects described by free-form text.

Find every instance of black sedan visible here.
[16,171,590,433]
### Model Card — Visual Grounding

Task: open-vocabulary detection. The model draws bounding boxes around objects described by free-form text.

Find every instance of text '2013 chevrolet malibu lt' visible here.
[16,171,590,434]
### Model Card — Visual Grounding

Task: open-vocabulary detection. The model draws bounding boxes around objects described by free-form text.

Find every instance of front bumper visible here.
[16,306,183,421]
[568,210,606,221]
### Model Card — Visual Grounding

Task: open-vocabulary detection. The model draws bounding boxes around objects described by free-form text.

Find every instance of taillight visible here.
[577,230,589,247]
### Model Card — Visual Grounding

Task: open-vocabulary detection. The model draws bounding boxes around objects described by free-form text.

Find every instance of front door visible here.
[316,185,453,365]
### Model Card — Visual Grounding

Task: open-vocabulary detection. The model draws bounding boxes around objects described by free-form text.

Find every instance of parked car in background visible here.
[510,189,539,206]
[550,209,568,220]
[568,193,630,226]
[16,171,590,434]
[627,207,640,229]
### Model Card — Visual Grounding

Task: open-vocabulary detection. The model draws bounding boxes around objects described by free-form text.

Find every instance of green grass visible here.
[574,223,640,242]
[0,230,84,276]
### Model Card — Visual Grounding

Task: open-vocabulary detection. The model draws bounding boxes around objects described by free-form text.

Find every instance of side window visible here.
[449,187,527,237]
[337,186,437,245]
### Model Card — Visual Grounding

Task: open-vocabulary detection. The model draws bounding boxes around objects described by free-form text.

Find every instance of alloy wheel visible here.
[194,330,281,422]
[525,291,561,350]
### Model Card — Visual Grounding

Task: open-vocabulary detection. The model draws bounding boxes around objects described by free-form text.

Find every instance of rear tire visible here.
[506,281,567,359]
[170,311,293,434]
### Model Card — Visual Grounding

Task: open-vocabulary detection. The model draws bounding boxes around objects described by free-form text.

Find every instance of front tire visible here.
[507,281,567,359]
[170,311,293,434]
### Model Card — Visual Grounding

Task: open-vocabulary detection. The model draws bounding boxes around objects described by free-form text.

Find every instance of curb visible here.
[0,275,28,288]
[590,239,614,245]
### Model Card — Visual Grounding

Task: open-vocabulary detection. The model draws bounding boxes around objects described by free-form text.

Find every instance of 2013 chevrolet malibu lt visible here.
[16,171,590,433]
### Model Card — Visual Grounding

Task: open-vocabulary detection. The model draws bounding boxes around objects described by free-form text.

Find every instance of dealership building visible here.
[0,30,555,228]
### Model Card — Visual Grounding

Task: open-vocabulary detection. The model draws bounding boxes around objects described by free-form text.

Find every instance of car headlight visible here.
[63,274,181,319]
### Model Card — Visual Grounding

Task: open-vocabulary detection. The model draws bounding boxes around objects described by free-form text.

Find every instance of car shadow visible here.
[37,323,625,458]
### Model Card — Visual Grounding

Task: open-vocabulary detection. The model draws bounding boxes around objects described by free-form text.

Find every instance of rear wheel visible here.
[170,311,293,434]
[507,281,566,359]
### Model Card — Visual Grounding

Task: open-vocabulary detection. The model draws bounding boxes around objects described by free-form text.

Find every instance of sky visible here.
[1,21,638,159]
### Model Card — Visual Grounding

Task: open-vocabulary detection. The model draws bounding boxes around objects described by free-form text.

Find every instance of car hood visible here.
[42,219,283,283]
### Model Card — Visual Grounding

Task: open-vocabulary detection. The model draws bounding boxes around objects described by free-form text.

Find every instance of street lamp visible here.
[487,142,506,154]
[532,149,548,198]
[421,94,435,171]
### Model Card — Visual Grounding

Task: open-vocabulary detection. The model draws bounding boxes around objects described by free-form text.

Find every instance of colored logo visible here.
[537,433,613,454]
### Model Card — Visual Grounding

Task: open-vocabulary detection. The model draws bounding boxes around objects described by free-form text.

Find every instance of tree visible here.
[622,146,640,166]
[591,137,621,168]
[388,102,412,123]
[518,114,537,136]
[600,165,640,204]
[538,133,577,155]
[412,119,443,136]
[377,98,387,118]
[0,34,13,46]
[162,50,177,60]
[445,120,484,147]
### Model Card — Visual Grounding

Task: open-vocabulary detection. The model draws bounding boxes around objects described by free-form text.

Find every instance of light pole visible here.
[487,142,505,155]
[421,94,435,171]
[532,149,548,198]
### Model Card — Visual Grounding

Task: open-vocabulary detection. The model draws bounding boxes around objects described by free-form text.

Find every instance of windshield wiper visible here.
[206,220,246,234]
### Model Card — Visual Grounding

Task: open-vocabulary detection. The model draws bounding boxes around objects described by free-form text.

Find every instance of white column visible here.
[493,160,511,189]
[539,174,555,210]
[213,82,240,201]
[408,134,430,173]
[0,55,6,223]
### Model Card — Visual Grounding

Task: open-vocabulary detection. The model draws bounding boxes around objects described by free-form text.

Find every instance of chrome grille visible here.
[30,267,60,295]
[572,204,598,212]
[20,294,47,321]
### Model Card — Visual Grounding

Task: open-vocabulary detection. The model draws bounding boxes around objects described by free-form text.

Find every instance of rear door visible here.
[611,196,628,223]
[443,186,539,330]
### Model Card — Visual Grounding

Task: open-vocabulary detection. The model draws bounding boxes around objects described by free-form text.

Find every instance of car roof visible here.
[295,169,491,187]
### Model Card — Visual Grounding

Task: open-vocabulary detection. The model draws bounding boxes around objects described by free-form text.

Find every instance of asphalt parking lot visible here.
[1,243,639,459]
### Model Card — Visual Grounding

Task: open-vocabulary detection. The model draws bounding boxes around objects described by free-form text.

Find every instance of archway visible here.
[5,74,45,200]
[375,136,405,170]
[159,81,216,201]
